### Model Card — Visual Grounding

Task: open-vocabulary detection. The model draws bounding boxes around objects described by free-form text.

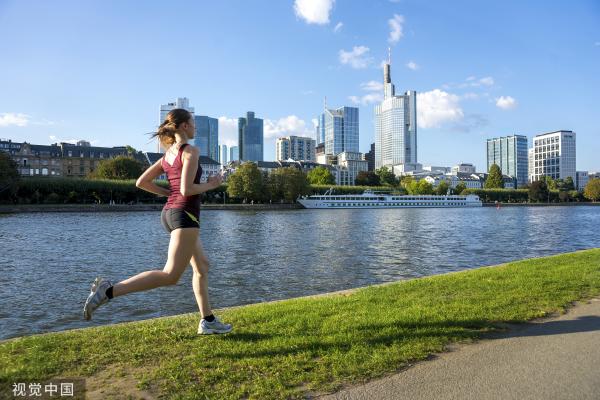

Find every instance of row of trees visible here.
[2,151,600,203]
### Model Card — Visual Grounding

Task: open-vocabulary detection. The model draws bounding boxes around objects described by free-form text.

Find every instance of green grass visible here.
[2,249,600,399]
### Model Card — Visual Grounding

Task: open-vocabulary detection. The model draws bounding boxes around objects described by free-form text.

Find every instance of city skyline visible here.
[1,1,599,170]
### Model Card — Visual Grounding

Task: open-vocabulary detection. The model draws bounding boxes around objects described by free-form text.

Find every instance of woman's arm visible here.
[136,158,170,197]
[180,145,222,196]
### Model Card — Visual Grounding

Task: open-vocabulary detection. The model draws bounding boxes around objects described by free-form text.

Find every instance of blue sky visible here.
[1,0,599,171]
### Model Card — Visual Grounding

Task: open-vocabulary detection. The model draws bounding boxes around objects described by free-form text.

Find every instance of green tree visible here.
[89,156,145,180]
[125,145,138,156]
[307,166,335,185]
[226,162,264,202]
[563,176,575,191]
[542,175,557,190]
[375,166,398,186]
[435,180,449,195]
[454,182,467,195]
[355,171,381,186]
[529,180,549,203]
[268,167,309,202]
[485,164,504,189]
[0,151,20,201]
[417,179,434,195]
[584,178,600,202]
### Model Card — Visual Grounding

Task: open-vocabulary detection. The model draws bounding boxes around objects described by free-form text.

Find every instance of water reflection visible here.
[0,206,599,340]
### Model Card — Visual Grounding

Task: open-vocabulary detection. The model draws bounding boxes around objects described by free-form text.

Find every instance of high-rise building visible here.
[158,97,195,152]
[531,130,576,182]
[528,148,535,183]
[229,146,239,162]
[317,113,326,145]
[238,112,263,161]
[276,136,316,162]
[576,171,589,191]
[486,135,528,187]
[220,144,228,165]
[318,106,359,156]
[193,115,219,162]
[375,54,417,170]
[365,143,375,171]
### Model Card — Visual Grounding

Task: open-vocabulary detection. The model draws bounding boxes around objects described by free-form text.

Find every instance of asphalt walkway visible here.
[319,298,600,400]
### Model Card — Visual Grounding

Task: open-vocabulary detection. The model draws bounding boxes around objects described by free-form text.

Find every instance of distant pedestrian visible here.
[83,108,232,335]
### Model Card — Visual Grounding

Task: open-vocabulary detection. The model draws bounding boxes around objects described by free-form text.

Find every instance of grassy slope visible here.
[1,249,600,399]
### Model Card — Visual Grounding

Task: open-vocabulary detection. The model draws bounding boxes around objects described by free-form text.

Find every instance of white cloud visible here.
[461,92,479,100]
[264,115,315,140]
[495,96,517,110]
[479,76,494,86]
[417,89,464,129]
[348,93,383,106]
[465,76,476,81]
[48,135,86,144]
[406,61,419,70]
[218,116,239,148]
[0,113,30,127]
[339,46,372,69]
[294,0,334,25]
[334,22,343,33]
[360,80,384,92]
[388,14,405,44]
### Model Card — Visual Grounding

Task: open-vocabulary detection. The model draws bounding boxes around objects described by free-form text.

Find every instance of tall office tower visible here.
[276,136,316,161]
[318,106,359,156]
[528,148,535,183]
[317,112,326,145]
[229,146,239,162]
[158,97,195,152]
[238,111,264,161]
[193,116,219,162]
[365,143,375,171]
[374,53,417,169]
[486,135,528,187]
[220,144,228,165]
[531,130,576,182]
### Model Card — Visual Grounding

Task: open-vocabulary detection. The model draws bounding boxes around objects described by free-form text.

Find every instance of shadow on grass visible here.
[211,319,492,359]
[210,315,600,360]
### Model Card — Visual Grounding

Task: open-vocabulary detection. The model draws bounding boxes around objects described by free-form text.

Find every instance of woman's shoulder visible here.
[181,143,199,155]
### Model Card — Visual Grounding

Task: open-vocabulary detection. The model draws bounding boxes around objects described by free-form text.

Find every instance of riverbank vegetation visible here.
[1,249,599,399]
[1,156,599,204]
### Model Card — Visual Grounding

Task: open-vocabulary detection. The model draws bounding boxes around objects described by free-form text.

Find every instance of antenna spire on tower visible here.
[388,47,391,64]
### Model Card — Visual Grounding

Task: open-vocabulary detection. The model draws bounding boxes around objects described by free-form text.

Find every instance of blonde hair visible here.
[151,108,192,149]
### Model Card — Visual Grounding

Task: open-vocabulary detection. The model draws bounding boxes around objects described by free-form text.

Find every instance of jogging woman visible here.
[83,108,232,335]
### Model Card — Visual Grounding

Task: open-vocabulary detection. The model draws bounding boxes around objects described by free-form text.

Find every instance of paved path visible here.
[320,298,600,400]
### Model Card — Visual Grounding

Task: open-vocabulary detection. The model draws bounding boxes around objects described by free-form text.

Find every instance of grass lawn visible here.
[1,249,600,399]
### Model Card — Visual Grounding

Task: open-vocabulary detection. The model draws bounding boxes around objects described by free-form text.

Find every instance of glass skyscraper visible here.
[193,115,219,162]
[374,60,417,169]
[238,111,264,162]
[486,135,528,187]
[229,146,239,162]
[319,106,359,156]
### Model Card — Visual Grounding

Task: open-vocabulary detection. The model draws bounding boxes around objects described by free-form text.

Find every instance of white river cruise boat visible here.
[298,189,482,209]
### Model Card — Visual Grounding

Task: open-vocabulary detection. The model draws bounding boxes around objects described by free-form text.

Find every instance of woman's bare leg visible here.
[190,239,212,317]
[111,228,198,297]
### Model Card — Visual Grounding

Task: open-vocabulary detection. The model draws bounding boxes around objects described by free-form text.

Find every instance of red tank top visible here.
[161,143,203,216]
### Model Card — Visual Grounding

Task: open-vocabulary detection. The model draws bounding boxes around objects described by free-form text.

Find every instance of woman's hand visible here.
[207,174,223,190]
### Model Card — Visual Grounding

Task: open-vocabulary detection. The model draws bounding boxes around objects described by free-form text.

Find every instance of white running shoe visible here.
[198,316,233,335]
[83,277,112,321]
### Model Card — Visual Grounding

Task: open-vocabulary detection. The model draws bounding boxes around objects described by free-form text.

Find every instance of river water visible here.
[1,206,599,340]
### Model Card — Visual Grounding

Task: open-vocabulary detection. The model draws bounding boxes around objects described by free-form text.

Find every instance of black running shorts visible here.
[161,208,200,233]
